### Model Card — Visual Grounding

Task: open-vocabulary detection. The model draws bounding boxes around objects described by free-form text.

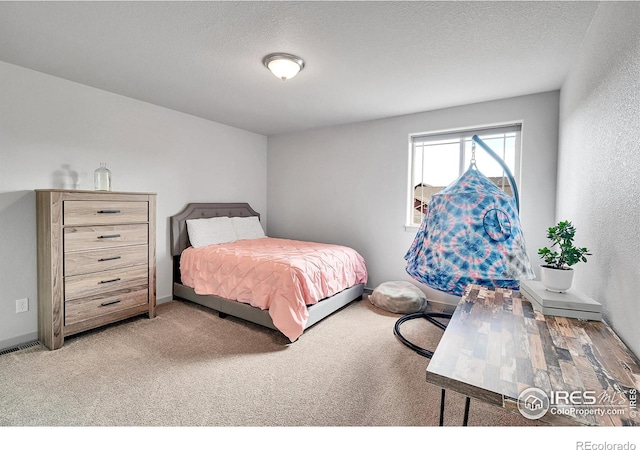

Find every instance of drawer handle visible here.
[100,300,122,307]
[99,278,121,284]
[98,256,121,262]
[98,234,121,239]
[97,210,121,214]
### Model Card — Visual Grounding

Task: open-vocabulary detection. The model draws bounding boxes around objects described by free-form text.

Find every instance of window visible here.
[407,124,522,227]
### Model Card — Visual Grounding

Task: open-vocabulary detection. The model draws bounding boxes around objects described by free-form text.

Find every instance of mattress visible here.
[180,237,368,341]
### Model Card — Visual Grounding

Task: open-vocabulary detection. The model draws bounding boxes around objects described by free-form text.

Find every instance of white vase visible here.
[540,265,574,293]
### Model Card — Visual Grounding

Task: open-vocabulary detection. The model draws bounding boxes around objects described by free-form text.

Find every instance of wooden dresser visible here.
[35,190,156,350]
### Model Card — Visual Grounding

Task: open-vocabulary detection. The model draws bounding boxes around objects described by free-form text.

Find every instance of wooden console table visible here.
[426,284,640,426]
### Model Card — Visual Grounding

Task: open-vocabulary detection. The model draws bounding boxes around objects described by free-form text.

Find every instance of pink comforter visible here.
[180,237,368,341]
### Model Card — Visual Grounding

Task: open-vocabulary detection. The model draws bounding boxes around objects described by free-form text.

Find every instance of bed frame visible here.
[170,203,364,338]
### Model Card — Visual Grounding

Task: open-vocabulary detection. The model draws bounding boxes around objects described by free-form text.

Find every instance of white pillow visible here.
[186,216,237,248]
[231,216,266,240]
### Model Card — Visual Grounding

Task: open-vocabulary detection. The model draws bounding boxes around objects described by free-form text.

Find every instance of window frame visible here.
[405,122,523,230]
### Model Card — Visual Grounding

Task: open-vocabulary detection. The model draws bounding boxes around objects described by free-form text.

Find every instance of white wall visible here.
[0,61,267,349]
[557,2,640,356]
[268,91,559,306]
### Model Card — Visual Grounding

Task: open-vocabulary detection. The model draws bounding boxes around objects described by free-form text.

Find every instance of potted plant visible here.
[537,220,590,293]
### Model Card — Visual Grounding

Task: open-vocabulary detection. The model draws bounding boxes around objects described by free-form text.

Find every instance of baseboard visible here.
[426,300,457,314]
[157,295,173,305]
[2,298,173,353]
[0,331,39,354]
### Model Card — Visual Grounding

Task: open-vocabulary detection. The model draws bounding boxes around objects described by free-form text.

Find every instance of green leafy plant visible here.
[538,220,591,270]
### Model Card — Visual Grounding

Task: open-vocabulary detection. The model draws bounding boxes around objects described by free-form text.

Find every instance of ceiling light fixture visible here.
[262,53,305,81]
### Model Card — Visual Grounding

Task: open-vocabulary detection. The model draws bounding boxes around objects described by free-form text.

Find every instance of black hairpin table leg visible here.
[463,396,471,426]
[438,389,471,426]
[439,389,446,426]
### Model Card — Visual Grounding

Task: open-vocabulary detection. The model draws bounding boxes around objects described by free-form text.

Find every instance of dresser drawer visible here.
[65,288,149,326]
[64,201,148,226]
[64,244,148,277]
[64,224,148,252]
[65,265,149,301]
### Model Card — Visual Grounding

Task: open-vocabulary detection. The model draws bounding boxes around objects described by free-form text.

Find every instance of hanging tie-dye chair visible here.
[396,135,535,358]
[404,146,535,295]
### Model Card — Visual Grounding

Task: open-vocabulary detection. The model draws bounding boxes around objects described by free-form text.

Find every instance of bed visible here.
[170,203,367,341]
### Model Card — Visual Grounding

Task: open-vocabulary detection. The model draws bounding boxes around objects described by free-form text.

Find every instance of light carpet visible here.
[0,296,537,427]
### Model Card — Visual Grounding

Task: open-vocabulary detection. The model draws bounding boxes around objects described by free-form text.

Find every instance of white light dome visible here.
[263,53,305,81]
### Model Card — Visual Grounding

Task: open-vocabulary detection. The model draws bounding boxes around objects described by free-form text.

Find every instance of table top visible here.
[426,284,640,426]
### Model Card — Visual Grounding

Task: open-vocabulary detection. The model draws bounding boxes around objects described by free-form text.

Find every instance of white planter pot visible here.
[540,265,574,293]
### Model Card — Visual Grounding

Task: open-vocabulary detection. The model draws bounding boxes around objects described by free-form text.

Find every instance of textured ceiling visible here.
[0,1,599,136]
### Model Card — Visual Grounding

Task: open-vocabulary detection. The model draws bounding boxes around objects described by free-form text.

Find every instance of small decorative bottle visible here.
[94,163,112,191]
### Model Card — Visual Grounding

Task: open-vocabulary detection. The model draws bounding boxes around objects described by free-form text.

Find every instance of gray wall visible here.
[267,91,560,306]
[557,2,640,356]
[0,61,267,349]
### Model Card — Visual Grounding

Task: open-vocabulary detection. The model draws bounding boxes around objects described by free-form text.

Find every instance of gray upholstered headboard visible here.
[170,203,260,257]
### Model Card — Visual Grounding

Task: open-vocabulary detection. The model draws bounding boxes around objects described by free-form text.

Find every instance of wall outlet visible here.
[16,298,29,313]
